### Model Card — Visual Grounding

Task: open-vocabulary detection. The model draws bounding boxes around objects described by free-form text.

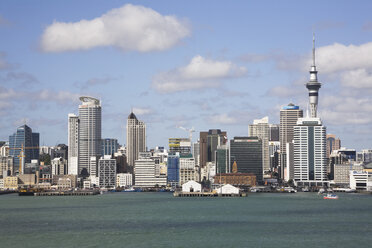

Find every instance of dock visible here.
[173,191,247,197]
[34,190,99,196]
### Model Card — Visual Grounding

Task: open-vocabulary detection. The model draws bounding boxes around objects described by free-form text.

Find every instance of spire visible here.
[312,33,316,67]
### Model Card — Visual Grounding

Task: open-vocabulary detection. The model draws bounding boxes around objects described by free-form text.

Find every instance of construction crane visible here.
[178,126,195,142]
[7,144,40,175]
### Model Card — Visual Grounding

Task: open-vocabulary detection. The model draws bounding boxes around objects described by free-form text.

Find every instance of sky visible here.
[1,0,372,151]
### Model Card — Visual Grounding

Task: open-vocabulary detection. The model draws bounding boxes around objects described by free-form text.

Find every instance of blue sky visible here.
[1,0,372,150]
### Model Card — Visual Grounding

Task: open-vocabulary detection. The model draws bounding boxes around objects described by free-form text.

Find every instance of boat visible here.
[323,193,339,199]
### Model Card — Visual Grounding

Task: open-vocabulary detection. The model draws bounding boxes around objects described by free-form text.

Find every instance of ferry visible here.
[323,193,339,200]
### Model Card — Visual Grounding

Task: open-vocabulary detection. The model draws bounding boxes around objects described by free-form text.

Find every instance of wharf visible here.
[34,190,99,196]
[173,191,247,197]
[0,190,16,195]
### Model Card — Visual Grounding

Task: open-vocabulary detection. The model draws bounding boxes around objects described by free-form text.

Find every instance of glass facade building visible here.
[9,125,39,174]
[102,138,119,156]
[230,137,263,182]
[167,154,180,187]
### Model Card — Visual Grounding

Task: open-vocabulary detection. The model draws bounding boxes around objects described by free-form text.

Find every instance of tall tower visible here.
[279,103,303,179]
[68,113,79,175]
[126,112,146,167]
[78,96,102,176]
[306,34,321,118]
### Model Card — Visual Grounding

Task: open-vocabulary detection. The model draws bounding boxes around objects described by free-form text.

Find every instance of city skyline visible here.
[1,1,372,151]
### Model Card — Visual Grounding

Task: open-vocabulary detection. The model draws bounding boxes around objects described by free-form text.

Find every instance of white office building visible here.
[293,117,327,186]
[98,155,116,188]
[350,170,372,191]
[179,157,197,185]
[134,153,166,188]
[68,113,79,175]
[116,173,133,187]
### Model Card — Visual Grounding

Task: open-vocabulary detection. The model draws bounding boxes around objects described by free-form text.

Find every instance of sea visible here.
[0,192,371,248]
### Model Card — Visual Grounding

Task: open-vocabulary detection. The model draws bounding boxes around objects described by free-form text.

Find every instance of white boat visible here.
[323,193,338,199]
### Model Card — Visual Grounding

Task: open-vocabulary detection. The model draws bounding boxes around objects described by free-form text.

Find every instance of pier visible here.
[173,191,247,197]
[34,190,99,196]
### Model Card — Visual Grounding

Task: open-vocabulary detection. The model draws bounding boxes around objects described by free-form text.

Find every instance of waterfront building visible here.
[116,173,133,187]
[279,103,303,179]
[167,153,180,187]
[230,137,263,182]
[329,148,356,179]
[52,175,77,188]
[333,164,351,186]
[216,184,240,194]
[169,138,191,156]
[214,161,256,186]
[3,176,18,190]
[78,97,102,176]
[326,134,341,158]
[18,174,36,186]
[68,113,79,175]
[0,156,13,177]
[182,180,201,192]
[350,170,372,191]
[102,138,119,156]
[199,130,227,168]
[134,153,166,188]
[249,116,270,175]
[179,155,197,185]
[51,157,67,175]
[98,155,116,188]
[9,124,39,175]
[126,112,146,167]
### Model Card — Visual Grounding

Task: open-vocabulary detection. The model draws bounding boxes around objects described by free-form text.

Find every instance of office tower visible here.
[269,141,280,171]
[102,138,119,156]
[293,36,327,186]
[279,103,303,178]
[167,154,180,187]
[68,114,79,175]
[293,118,327,183]
[169,138,191,156]
[193,141,200,165]
[230,137,263,182]
[269,124,279,141]
[9,125,39,174]
[199,129,227,168]
[98,155,116,188]
[126,112,146,167]
[134,152,166,187]
[326,134,341,158]
[216,145,229,173]
[249,117,270,175]
[78,96,102,176]
[51,157,67,175]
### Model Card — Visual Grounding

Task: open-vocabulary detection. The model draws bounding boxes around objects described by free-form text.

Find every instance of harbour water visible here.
[1,192,371,247]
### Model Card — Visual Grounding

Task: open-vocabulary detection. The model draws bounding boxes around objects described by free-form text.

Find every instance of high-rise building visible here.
[102,138,119,156]
[279,103,303,178]
[9,125,39,174]
[326,134,341,158]
[293,36,327,186]
[134,152,166,188]
[126,112,146,167]
[216,145,229,173]
[78,97,102,177]
[249,117,270,175]
[98,155,117,188]
[68,113,79,175]
[179,155,197,185]
[199,129,227,168]
[269,124,280,142]
[230,137,263,182]
[167,153,180,187]
[168,138,191,156]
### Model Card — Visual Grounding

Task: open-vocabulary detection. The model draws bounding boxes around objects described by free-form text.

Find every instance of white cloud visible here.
[40,4,190,52]
[133,107,153,115]
[340,69,372,89]
[35,90,80,104]
[207,113,238,125]
[152,55,247,93]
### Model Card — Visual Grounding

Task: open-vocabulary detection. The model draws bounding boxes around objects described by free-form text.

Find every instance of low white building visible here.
[216,184,239,194]
[182,180,201,192]
[350,171,372,191]
[116,173,133,187]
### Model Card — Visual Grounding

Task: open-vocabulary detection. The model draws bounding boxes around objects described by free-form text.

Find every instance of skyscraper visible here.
[279,103,303,178]
[126,112,146,167]
[293,36,327,186]
[102,138,119,156]
[68,113,79,175]
[199,129,227,168]
[78,96,102,176]
[248,116,270,175]
[9,124,39,174]
[326,134,341,158]
[230,136,263,182]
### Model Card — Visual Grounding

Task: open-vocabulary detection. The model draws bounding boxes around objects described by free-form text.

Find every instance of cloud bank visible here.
[40,4,190,53]
[152,55,247,93]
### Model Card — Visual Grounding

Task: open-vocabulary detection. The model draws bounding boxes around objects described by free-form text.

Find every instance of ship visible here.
[323,193,339,200]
